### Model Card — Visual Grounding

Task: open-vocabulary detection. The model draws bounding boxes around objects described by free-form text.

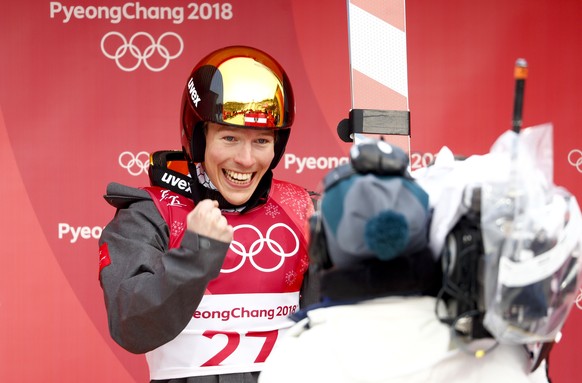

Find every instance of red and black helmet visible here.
[180,45,295,169]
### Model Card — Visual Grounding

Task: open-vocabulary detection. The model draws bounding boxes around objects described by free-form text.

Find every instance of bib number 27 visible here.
[201,330,278,366]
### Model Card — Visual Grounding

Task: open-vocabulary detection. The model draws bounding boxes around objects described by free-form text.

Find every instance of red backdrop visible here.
[1,1,580,381]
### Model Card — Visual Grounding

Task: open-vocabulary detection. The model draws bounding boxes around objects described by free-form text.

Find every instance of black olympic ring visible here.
[118,151,150,176]
[568,149,582,173]
[101,31,184,72]
[223,223,300,273]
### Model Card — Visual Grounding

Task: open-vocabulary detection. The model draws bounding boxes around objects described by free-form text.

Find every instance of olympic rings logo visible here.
[223,223,300,273]
[568,149,582,173]
[118,151,150,176]
[101,31,184,72]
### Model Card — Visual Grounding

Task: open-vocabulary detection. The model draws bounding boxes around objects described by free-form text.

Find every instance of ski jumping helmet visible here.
[180,45,295,169]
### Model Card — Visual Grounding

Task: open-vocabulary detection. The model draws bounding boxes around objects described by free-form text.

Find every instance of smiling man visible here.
[98,46,316,383]
[203,123,275,206]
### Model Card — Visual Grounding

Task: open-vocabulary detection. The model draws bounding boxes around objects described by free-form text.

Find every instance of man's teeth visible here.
[225,170,252,182]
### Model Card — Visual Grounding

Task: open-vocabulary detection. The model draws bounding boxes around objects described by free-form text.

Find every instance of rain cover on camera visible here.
[480,123,582,344]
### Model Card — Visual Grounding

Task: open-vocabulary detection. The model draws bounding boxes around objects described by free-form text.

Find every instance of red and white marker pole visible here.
[342,0,411,152]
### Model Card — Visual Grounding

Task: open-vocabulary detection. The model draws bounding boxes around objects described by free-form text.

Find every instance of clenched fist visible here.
[186,199,233,243]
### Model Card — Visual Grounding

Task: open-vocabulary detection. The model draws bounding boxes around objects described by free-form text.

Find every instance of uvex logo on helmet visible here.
[187,78,201,107]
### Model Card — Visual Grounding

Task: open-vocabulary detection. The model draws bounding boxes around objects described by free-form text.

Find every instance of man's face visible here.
[204,122,275,206]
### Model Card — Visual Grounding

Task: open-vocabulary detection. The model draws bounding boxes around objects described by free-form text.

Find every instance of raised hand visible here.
[186,199,233,243]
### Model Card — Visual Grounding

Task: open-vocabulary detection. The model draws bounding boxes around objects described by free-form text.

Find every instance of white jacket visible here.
[259,296,549,383]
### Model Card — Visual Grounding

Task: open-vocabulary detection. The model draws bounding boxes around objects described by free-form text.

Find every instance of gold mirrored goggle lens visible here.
[218,57,285,128]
